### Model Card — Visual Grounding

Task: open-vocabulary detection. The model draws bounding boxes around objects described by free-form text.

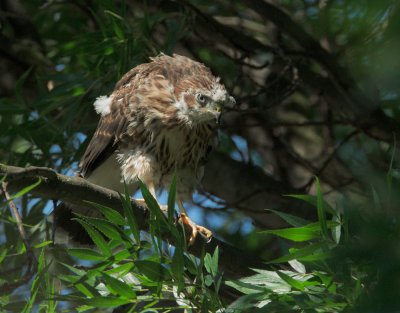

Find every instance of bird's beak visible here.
[213,103,223,124]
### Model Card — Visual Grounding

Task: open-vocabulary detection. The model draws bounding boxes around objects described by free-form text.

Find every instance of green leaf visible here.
[75,282,99,298]
[260,224,319,242]
[81,297,131,307]
[204,274,213,287]
[113,249,132,262]
[288,259,306,274]
[84,201,126,225]
[105,262,134,277]
[171,245,184,292]
[104,10,124,21]
[267,242,324,264]
[103,274,137,299]
[75,219,111,256]
[205,246,219,277]
[167,173,177,224]
[0,247,7,264]
[266,209,310,227]
[23,248,49,313]
[225,279,267,294]
[277,271,304,291]
[139,180,167,227]
[11,178,41,200]
[135,260,171,281]
[85,217,123,241]
[59,262,86,276]
[120,182,140,244]
[34,241,53,249]
[284,193,335,215]
[67,248,104,261]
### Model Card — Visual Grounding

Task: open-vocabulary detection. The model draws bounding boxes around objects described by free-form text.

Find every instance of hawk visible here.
[56,53,235,244]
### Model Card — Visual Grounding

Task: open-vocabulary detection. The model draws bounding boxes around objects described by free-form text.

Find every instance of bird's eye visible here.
[196,93,208,105]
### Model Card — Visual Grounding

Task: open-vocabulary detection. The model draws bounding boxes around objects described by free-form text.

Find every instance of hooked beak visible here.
[215,104,222,124]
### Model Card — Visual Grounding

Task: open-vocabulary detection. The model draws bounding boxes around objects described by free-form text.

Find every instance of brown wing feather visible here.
[79,103,129,177]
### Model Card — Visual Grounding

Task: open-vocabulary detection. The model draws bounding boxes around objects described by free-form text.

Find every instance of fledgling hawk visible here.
[56,53,235,244]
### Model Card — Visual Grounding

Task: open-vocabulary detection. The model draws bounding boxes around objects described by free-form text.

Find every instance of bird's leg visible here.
[177,200,212,245]
[148,182,157,199]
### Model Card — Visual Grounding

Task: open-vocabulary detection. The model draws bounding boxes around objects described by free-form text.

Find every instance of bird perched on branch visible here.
[56,53,235,244]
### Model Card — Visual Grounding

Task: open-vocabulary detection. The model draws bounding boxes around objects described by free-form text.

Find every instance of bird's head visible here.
[174,79,236,125]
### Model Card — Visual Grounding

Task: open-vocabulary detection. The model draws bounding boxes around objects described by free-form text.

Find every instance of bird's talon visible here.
[179,213,212,245]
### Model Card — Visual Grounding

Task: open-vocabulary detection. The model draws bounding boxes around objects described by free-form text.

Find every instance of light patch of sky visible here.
[55,64,65,72]
[192,193,254,235]
[74,132,87,149]
[28,110,39,121]
[230,135,249,162]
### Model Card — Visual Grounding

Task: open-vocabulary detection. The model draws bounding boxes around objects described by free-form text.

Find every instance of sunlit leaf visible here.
[67,248,104,261]
[103,273,137,299]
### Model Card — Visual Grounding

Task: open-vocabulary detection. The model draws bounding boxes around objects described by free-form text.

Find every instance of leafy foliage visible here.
[1,0,400,312]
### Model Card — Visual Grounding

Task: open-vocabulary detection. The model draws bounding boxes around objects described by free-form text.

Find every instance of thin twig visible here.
[1,181,35,258]
[302,130,360,191]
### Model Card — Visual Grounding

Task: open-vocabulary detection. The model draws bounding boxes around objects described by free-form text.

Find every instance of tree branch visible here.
[0,163,265,278]
[202,152,317,228]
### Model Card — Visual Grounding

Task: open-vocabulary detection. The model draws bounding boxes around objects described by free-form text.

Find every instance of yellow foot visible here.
[178,213,212,245]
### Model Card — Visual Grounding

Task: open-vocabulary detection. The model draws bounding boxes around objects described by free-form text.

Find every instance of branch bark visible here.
[0,163,265,278]
[202,152,316,228]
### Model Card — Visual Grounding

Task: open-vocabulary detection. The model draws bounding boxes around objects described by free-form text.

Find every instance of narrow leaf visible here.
[285,194,335,214]
[11,178,41,200]
[84,201,125,225]
[34,241,53,249]
[167,173,177,224]
[67,248,104,261]
[135,260,171,281]
[277,271,304,291]
[266,209,310,227]
[267,243,323,264]
[139,180,167,226]
[85,217,123,241]
[103,274,136,299]
[171,245,185,292]
[82,297,131,307]
[260,225,319,242]
[120,182,140,244]
[75,219,111,256]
